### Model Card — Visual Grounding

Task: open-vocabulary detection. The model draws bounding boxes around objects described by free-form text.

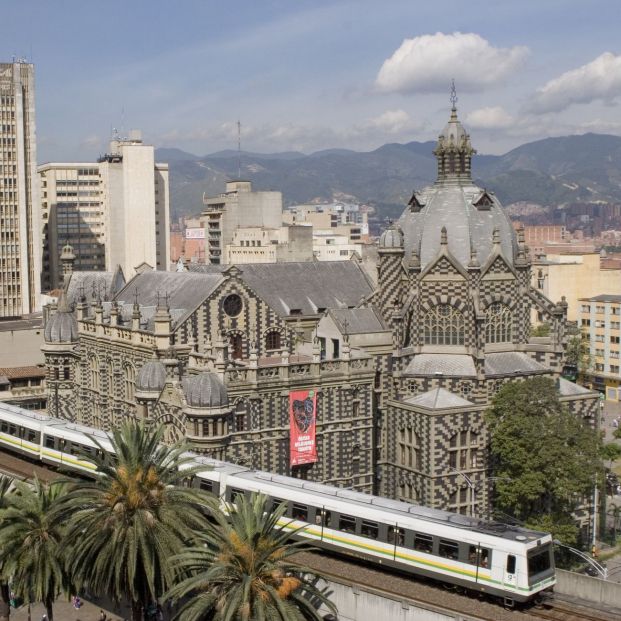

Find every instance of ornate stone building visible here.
[42,103,598,516]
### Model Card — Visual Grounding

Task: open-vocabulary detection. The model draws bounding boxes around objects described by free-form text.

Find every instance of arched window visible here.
[265,330,281,351]
[448,430,479,471]
[89,355,99,391]
[485,303,512,343]
[124,364,135,401]
[230,334,243,360]
[234,401,248,432]
[423,304,464,345]
[398,426,420,470]
[398,481,417,502]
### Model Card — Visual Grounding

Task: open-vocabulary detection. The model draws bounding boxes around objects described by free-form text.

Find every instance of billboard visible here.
[186,228,205,240]
[289,389,318,466]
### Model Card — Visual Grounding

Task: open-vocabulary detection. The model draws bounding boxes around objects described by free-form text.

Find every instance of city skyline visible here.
[3,0,621,160]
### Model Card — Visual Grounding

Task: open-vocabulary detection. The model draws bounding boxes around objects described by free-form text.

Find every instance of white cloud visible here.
[354,109,420,135]
[528,52,621,114]
[375,32,528,94]
[466,106,514,130]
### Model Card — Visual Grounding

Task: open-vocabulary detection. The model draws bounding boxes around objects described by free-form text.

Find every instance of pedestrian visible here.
[99,610,108,621]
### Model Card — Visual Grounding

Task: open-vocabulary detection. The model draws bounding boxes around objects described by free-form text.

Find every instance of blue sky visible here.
[4,0,621,161]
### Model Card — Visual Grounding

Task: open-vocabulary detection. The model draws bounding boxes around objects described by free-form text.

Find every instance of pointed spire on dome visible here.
[433,82,476,184]
[440,226,448,245]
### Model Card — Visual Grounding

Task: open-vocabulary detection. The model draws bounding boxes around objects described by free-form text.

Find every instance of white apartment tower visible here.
[39,131,170,289]
[0,61,41,317]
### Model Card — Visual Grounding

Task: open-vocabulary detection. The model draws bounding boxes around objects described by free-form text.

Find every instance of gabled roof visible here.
[484,352,549,376]
[403,387,473,409]
[557,377,594,396]
[405,354,476,377]
[189,261,374,317]
[65,267,126,305]
[114,271,224,327]
[329,307,389,334]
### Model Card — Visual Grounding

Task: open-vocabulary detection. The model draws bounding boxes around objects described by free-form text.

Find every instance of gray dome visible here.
[136,360,167,392]
[44,311,78,343]
[379,226,404,249]
[397,184,517,270]
[183,372,228,408]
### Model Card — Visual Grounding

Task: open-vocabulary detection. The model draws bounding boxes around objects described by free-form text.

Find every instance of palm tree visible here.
[166,493,337,621]
[0,478,67,621]
[53,419,215,621]
[0,475,14,621]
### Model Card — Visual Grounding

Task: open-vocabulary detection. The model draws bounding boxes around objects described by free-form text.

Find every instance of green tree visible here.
[0,478,68,621]
[0,475,14,621]
[53,420,214,621]
[564,332,592,376]
[601,442,621,468]
[486,377,602,544]
[166,494,337,621]
[530,322,551,337]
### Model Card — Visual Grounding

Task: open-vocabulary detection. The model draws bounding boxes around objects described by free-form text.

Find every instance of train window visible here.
[45,436,55,449]
[230,488,245,504]
[26,430,36,443]
[439,540,459,560]
[199,479,214,493]
[8,425,16,436]
[318,510,332,527]
[507,554,516,574]
[339,514,356,533]
[0,422,6,433]
[388,526,404,547]
[468,545,491,568]
[413,533,433,554]
[361,520,379,540]
[292,504,308,521]
[528,549,550,576]
[271,498,287,514]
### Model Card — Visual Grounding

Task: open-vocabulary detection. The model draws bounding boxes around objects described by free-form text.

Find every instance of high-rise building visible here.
[201,181,282,264]
[39,131,170,289]
[0,61,41,317]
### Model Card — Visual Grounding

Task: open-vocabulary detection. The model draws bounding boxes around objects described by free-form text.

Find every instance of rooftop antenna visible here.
[237,120,241,180]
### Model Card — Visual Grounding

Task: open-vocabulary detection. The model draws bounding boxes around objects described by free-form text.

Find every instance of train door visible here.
[504,553,517,588]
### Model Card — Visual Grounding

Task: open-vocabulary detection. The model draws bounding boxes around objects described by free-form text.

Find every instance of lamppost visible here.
[553,539,607,580]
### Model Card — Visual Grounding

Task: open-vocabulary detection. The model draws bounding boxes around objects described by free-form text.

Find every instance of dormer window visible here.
[473,190,494,211]
[408,191,425,213]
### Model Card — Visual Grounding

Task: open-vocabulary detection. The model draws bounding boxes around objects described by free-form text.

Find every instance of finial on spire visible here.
[450,79,458,110]
[440,226,448,245]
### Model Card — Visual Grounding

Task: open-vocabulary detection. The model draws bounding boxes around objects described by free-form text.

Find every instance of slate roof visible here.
[582,294,621,303]
[484,352,549,376]
[188,261,374,316]
[557,377,593,396]
[405,354,476,377]
[65,268,126,306]
[114,271,224,326]
[396,183,517,271]
[329,307,389,334]
[403,387,473,409]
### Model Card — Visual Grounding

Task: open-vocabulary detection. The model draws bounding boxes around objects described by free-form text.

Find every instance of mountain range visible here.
[157,133,621,225]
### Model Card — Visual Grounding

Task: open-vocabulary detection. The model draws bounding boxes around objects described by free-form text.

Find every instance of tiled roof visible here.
[405,354,476,377]
[557,377,593,396]
[329,307,389,334]
[0,366,46,379]
[189,261,374,316]
[403,387,473,409]
[484,352,549,376]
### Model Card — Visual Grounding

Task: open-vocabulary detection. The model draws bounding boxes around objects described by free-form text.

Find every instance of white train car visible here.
[217,470,555,605]
[0,401,555,605]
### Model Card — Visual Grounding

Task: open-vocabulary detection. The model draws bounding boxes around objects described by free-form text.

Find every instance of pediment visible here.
[481,254,516,280]
[472,190,495,210]
[421,255,467,281]
[408,191,426,213]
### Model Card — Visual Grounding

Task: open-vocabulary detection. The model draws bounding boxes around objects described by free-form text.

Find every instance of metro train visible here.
[0,401,555,606]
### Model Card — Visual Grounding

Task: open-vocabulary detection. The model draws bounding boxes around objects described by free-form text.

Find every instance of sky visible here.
[4,0,621,161]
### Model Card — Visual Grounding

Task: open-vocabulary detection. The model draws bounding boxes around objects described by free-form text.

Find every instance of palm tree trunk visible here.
[44,596,54,621]
[131,600,143,621]
[0,582,10,621]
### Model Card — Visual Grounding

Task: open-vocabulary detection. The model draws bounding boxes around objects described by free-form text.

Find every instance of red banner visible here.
[289,389,318,466]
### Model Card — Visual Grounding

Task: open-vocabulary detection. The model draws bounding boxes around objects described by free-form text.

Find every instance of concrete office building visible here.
[201,181,282,264]
[0,61,41,317]
[39,131,170,290]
